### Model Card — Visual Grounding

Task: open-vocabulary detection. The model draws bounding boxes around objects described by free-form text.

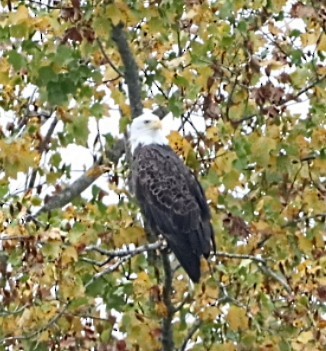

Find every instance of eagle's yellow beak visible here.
[151,119,162,130]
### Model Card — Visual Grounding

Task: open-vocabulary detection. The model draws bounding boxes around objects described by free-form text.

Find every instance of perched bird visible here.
[129,112,215,283]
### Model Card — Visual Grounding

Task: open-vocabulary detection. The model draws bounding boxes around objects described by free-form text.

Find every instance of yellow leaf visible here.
[0,58,10,73]
[315,86,326,99]
[115,226,146,247]
[297,234,313,254]
[318,33,326,51]
[210,343,236,351]
[317,65,326,75]
[205,186,219,203]
[33,16,52,31]
[223,169,240,190]
[61,246,78,266]
[8,5,30,25]
[133,272,152,299]
[43,228,63,241]
[206,126,219,142]
[0,139,39,178]
[213,151,237,176]
[166,55,189,70]
[297,330,314,343]
[250,33,267,52]
[251,136,277,167]
[37,331,50,342]
[301,32,320,47]
[104,65,120,81]
[60,275,85,300]
[270,0,286,11]
[228,103,246,120]
[155,302,168,317]
[227,306,248,331]
[199,306,221,322]
[268,22,282,36]
[106,4,123,26]
[18,308,32,330]
[168,131,192,159]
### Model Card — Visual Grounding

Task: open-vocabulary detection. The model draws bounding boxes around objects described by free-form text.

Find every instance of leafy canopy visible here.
[0,0,325,350]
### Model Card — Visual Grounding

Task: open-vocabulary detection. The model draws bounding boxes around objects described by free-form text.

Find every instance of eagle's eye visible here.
[144,120,150,124]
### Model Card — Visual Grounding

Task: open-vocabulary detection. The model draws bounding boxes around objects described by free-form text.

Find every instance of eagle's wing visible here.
[132,144,214,282]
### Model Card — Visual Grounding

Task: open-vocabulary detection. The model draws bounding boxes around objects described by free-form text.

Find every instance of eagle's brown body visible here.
[131,144,215,282]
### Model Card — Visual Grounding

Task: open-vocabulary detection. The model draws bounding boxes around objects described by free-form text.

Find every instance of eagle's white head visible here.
[129,112,168,154]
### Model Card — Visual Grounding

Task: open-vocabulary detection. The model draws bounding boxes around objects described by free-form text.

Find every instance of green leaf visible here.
[67,115,89,146]
[54,45,76,66]
[37,65,57,86]
[90,102,105,118]
[8,51,27,70]
[47,76,76,106]
[41,242,62,259]
[86,278,107,297]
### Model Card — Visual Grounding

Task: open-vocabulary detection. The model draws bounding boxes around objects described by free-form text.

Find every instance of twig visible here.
[215,251,268,264]
[85,240,165,258]
[225,72,240,121]
[281,214,325,228]
[179,319,202,351]
[0,304,69,343]
[173,293,191,313]
[215,251,291,292]
[258,263,291,293]
[282,76,325,106]
[0,235,37,241]
[0,304,29,317]
[143,69,169,101]
[27,115,57,190]
[28,0,62,9]
[96,39,123,77]
[84,255,131,288]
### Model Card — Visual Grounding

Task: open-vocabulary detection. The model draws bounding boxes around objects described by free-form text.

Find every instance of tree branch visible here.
[85,240,165,259]
[281,76,325,105]
[27,164,108,221]
[0,304,68,344]
[180,319,202,351]
[85,255,132,288]
[27,115,57,190]
[215,251,268,264]
[162,251,175,351]
[215,251,291,292]
[258,263,291,293]
[112,23,143,118]
[97,38,123,78]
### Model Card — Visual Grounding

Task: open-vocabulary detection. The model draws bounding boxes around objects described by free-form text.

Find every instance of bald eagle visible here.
[130,112,215,282]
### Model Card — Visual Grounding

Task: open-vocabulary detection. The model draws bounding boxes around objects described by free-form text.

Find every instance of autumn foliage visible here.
[0,0,325,350]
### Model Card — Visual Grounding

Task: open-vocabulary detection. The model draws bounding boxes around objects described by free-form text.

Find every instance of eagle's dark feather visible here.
[132,144,215,282]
